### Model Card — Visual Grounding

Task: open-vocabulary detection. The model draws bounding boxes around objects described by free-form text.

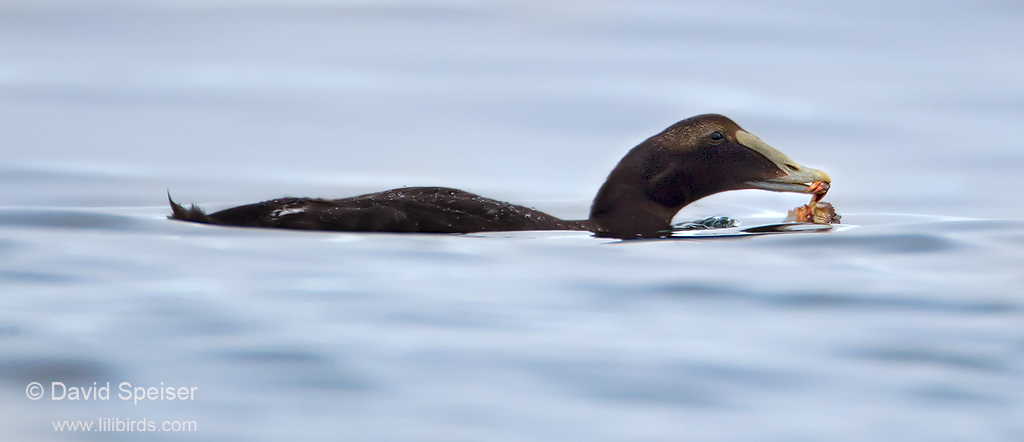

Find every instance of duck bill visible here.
[735,130,831,193]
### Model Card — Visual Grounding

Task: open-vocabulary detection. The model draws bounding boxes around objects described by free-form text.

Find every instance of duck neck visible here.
[586,145,697,239]
[587,185,679,238]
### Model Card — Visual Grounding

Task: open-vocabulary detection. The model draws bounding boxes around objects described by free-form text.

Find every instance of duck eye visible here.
[709,131,724,142]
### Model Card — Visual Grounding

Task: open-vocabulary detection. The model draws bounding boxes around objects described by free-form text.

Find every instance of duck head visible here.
[588,114,830,238]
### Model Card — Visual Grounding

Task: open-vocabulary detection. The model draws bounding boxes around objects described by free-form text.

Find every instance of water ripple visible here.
[603,282,1021,314]
[845,347,1008,373]
[217,348,372,391]
[0,358,114,385]
[761,232,965,254]
[0,210,142,231]
[0,270,82,284]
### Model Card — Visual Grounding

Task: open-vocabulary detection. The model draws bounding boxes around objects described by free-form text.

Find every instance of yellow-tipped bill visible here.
[735,130,831,193]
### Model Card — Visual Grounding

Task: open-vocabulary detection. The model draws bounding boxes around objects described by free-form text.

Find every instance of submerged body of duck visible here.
[169,114,831,239]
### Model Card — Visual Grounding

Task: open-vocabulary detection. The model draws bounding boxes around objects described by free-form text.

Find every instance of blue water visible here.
[2,1,1023,441]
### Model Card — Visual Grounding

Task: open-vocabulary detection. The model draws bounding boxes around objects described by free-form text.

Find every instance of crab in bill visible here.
[783,180,841,224]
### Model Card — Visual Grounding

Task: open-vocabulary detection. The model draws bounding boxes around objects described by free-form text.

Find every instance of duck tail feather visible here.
[167,190,212,223]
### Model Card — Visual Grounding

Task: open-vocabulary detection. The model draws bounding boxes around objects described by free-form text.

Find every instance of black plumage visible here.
[170,187,587,233]
[169,114,831,239]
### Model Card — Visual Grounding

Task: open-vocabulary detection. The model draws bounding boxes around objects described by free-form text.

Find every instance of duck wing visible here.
[174,187,587,233]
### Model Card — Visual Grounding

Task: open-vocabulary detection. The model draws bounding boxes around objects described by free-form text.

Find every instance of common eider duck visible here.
[169,114,831,239]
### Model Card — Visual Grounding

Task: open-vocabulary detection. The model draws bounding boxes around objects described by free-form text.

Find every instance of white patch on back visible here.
[271,207,306,218]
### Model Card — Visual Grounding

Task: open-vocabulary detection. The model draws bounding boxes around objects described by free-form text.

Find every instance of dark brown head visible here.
[588,114,830,239]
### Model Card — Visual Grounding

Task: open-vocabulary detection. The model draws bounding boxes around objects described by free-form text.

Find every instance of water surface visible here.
[1,1,1023,441]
